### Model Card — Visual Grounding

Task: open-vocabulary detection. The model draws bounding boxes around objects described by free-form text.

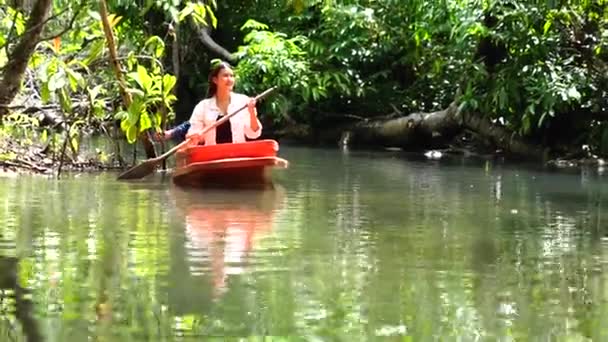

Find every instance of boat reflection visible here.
[170,185,286,300]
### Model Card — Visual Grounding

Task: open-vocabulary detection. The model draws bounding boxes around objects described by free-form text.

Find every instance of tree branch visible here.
[38,0,86,42]
[0,3,70,52]
[191,18,235,62]
[0,0,53,118]
[0,103,57,110]
[5,8,20,58]
[99,0,156,158]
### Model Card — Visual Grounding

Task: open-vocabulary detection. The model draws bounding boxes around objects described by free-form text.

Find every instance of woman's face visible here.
[213,67,235,92]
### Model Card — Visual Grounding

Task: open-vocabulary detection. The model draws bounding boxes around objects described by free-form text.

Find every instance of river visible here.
[0,145,607,340]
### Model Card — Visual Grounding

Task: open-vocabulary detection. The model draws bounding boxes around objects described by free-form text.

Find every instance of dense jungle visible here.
[0,0,607,173]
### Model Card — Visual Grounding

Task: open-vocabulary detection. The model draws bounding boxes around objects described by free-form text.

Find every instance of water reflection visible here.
[1,148,608,340]
[0,256,42,342]
[171,186,286,300]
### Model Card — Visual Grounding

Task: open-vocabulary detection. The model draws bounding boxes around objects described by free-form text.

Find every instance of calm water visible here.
[1,146,608,341]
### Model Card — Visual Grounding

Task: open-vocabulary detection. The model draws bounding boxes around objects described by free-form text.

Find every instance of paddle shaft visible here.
[153,86,277,163]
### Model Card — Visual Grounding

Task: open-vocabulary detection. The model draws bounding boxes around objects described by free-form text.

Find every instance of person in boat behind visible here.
[155,121,191,143]
[185,61,262,146]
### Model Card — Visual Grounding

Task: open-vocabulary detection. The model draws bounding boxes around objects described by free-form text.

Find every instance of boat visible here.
[172,139,288,188]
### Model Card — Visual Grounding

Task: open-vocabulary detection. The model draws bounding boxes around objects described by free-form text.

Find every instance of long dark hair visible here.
[206,61,232,98]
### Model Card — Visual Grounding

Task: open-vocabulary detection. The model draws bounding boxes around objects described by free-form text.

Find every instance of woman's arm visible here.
[244,96,262,139]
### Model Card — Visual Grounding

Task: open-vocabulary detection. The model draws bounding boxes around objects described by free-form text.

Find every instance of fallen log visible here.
[342,102,461,149]
[459,108,547,159]
[333,102,551,160]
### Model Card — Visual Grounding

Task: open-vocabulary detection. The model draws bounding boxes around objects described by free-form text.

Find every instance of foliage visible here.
[211,0,606,149]
[113,39,177,143]
[0,0,607,155]
[0,0,213,151]
[459,1,608,138]
[233,20,312,122]
[102,2,211,144]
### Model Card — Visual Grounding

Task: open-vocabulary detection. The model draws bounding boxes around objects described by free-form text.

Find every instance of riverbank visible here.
[1,127,606,177]
[0,134,121,176]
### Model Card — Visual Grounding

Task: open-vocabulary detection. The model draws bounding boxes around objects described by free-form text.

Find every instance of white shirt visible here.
[187,92,262,145]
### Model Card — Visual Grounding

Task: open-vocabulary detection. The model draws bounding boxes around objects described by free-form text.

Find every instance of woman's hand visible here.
[248,97,260,132]
[247,97,257,116]
[185,131,202,143]
[153,129,172,141]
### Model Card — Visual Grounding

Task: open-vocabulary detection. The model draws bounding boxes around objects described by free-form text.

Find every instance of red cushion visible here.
[177,139,279,164]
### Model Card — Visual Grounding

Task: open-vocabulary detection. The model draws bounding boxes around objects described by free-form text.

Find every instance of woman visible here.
[185,61,262,145]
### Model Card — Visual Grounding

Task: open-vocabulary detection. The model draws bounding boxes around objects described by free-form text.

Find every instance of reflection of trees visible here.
[0,175,175,340]
[0,256,42,342]
[273,151,608,339]
[0,152,607,339]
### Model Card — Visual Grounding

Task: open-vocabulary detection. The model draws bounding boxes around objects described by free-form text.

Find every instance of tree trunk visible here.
[459,110,547,159]
[192,19,235,63]
[99,0,156,159]
[0,0,52,120]
[340,102,548,159]
[10,0,35,11]
[343,103,462,149]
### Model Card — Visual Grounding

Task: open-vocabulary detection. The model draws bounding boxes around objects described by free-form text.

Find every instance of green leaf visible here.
[59,88,72,114]
[522,114,531,135]
[83,39,104,66]
[164,94,177,105]
[538,112,548,128]
[241,19,269,31]
[177,4,194,22]
[127,87,145,98]
[162,74,176,96]
[139,113,152,132]
[193,3,207,25]
[567,86,581,101]
[115,110,128,121]
[169,7,179,22]
[154,112,163,126]
[127,52,137,71]
[144,36,165,58]
[543,20,551,34]
[88,85,104,102]
[126,125,138,144]
[127,98,144,126]
[88,10,101,21]
[41,84,51,103]
[65,67,84,91]
[205,4,217,27]
[70,137,79,153]
[120,118,129,132]
[137,64,152,90]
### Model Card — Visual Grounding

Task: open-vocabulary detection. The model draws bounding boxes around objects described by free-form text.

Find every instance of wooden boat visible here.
[172,139,288,188]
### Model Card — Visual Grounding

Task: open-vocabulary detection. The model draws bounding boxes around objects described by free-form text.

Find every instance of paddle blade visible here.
[116,159,159,180]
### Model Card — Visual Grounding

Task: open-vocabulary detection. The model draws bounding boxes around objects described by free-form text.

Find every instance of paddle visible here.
[116,86,277,180]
